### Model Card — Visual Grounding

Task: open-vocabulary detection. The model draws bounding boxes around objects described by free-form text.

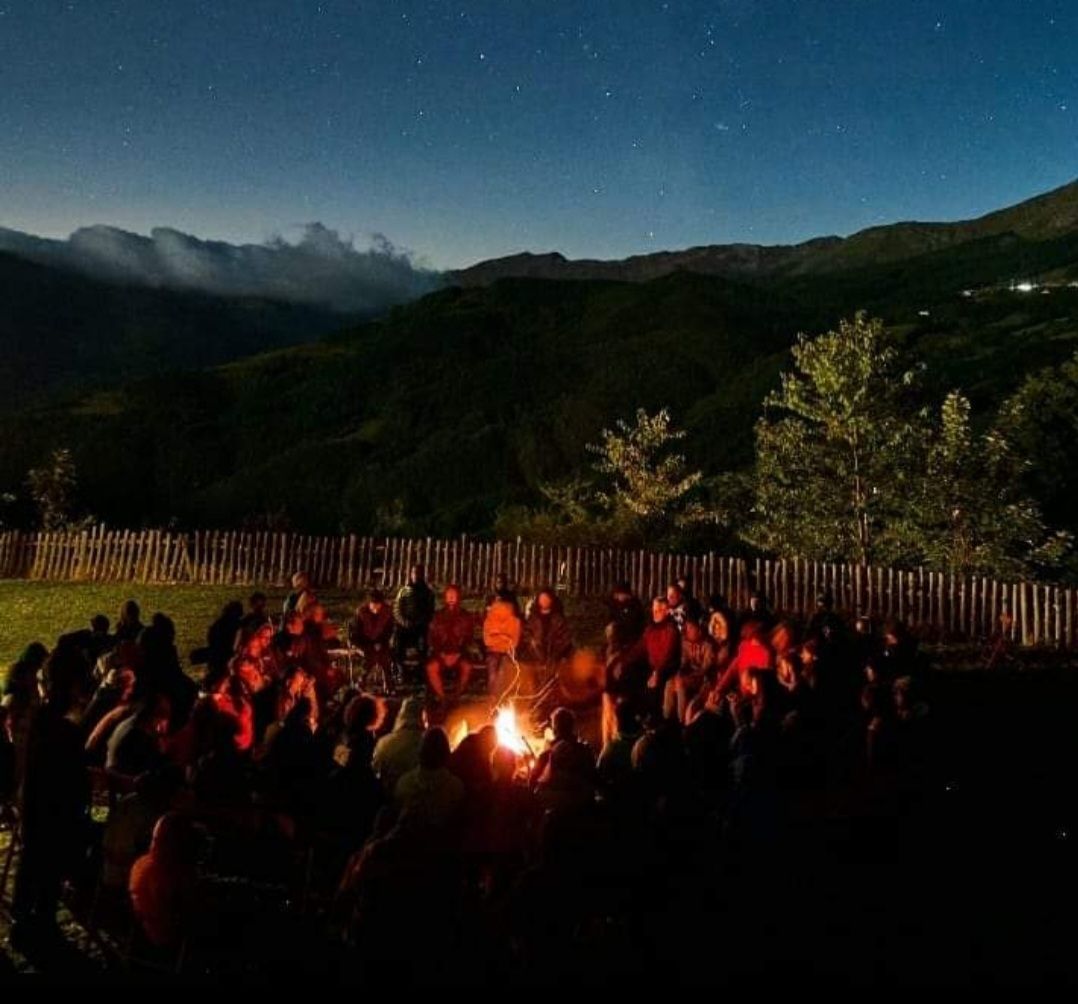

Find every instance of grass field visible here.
[0,580,612,675]
[0,581,350,670]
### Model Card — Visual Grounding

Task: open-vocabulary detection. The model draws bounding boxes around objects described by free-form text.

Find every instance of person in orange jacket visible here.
[483,587,523,702]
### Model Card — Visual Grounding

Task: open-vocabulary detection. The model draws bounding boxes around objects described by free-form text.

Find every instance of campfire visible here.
[494,704,532,756]
[448,703,536,765]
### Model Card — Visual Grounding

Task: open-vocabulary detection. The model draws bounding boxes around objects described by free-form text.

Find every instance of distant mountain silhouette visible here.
[450,178,1078,286]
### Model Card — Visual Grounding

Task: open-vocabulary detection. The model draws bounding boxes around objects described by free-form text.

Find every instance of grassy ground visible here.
[0,580,611,677]
[0,581,326,671]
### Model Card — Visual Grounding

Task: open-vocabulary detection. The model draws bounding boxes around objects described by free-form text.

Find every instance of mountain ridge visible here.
[450,177,1078,286]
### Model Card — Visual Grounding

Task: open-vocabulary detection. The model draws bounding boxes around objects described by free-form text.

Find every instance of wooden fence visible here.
[0,526,1073,647]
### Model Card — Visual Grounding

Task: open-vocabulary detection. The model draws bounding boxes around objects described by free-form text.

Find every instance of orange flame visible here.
[494,705,530,755]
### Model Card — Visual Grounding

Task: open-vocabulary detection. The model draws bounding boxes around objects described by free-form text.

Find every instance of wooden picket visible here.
[0,525,1074,646]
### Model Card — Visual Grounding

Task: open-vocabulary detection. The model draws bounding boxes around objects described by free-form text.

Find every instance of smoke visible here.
[0,222,444,314]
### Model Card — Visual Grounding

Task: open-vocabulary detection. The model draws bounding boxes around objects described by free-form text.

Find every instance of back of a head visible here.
[224,600,244,621]
[121,599,141,624]
[91,614,110,633]
[42,647,92,709]
[150,613,176,644]
[291,571,309,591]
[395,695,425,731]
[419,726,451,770]
[345,693,385,737]
[150,811,199,867]
[551,706,576,742]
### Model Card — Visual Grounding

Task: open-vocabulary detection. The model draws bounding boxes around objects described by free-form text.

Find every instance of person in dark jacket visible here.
[393,564,436,667]
[137,614,197,733]
[205,600,244,678]
[58,614,114,667]
[604,581,645,658]
[11,649,93,952]
[237,592,270,641]
[522,589,573,675]
[274,610,314,675]
[114,599,144,644]
[349,590,395,677]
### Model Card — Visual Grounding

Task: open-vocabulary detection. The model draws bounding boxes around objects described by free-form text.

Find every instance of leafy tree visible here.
[916,391,1061,577]
[498,408,713,548]
[27,447,84,530]
[587,407,707,543]
[997,351,1078,536]
[749,313,926,565]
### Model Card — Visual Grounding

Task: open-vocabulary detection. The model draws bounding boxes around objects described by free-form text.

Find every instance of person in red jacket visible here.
[714,620,775,700]
[641,596,681,711]
[426,584,478,699]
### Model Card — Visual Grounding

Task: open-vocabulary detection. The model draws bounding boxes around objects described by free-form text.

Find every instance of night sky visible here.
[2,0,1076,268]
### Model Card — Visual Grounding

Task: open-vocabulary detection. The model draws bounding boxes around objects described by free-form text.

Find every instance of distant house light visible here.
[1013,281,1036,293]
[961,289,974,297]
[917,309,930,317]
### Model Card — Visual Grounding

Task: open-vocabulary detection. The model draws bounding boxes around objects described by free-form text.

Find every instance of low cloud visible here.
[0,222,444,314]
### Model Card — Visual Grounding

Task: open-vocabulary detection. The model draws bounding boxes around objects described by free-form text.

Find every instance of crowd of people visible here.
[0,567,935,979]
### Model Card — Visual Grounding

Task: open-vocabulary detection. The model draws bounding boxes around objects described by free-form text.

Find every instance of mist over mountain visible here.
[0,222,444,313]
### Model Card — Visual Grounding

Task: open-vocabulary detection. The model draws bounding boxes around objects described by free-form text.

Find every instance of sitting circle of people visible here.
[0,565,931,973]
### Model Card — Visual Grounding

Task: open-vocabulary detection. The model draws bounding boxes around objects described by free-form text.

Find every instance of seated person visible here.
[426,584,477,699]
[273,611,313,675]
[349,590,395,675]
[663,618,715,723]
[521,588,573,685]
[483,588,523,701]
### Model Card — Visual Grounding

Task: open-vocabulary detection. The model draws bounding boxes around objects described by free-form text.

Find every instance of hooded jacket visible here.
[372,696,425,795]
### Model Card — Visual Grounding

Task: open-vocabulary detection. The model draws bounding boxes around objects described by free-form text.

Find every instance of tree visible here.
[996,351,1078,537]
[749,313,926,565]
[497,407,712,548]
[587,407,707,544]
[27,447,83,530]
[915,389,1071,578]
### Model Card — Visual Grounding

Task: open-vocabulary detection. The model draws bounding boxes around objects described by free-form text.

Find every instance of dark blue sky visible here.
[2,0,1075,268]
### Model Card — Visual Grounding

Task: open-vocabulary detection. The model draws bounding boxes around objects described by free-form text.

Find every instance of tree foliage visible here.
[498,408,712,548]
[749,313,926,565]
[917,391,1063,577]
[27,447,83,530]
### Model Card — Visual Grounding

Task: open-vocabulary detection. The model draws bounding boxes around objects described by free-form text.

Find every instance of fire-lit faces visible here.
[652,598,669,623]
[709,612,729,643]
[247,624,272,656]
[445,586,461,608]
[684,620,702,642]
[666,585,683,608]
[537,592,554,614]
[236,658,264,693]
[285,614,304,636]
